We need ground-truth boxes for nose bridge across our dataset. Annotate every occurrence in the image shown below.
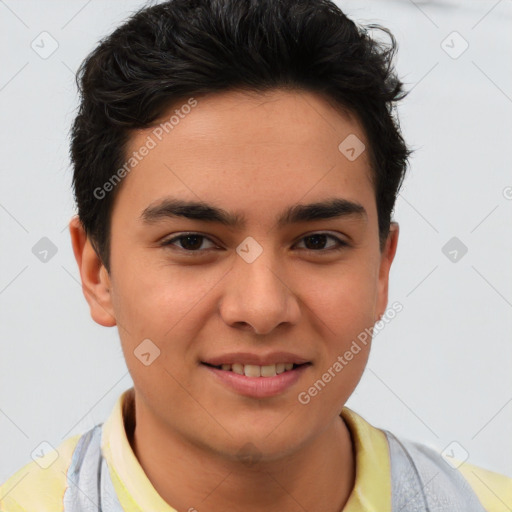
[220,239,299,334]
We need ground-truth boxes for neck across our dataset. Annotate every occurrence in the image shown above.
[127,391,355,512]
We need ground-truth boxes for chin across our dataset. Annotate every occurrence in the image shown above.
[224,422,310,459]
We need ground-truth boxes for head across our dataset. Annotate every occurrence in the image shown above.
[70,0,410,461]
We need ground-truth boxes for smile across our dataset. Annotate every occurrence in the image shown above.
[201,361,312,398]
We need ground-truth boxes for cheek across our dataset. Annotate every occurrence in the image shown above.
[110,261,227,381]
[297,264,376,401]
[111,260,211,331]
[299,263,378,338]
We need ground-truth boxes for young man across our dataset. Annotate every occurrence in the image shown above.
[1,0,510,510]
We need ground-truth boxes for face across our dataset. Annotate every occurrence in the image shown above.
[74,89,398,461]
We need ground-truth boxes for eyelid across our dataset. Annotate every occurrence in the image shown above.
[161,231,348,254]
[292,231,348,251]
[162,231,220,250]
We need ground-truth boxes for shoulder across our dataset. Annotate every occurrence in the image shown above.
[0,432,82,512]
[385,431,512,512]
[457,460,512,512]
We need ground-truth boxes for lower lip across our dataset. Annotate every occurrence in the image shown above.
[203,364,310,398]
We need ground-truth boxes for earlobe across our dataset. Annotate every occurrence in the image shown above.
[69,215,117,327]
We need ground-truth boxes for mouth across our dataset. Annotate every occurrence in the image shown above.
[201,360,312,398]
[201,361,310,377]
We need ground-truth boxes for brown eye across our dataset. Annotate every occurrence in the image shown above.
[160,231,348,255]
[295,233,347,252]
[161,233,217,252]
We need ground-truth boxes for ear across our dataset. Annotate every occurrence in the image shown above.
[69,215,117,327]
[375,222,399,321]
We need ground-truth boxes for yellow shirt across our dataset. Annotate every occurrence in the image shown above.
[1,387,510,511]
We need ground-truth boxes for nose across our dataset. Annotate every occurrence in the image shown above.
[219,248,301,335]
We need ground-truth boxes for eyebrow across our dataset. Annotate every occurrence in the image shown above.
[140,197,367,229]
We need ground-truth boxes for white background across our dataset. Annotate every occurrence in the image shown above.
[1,0,511,485]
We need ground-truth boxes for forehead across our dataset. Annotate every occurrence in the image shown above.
[116,89,375,225]
[141,88,368,156]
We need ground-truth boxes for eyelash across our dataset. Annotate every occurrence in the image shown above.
[160,232,348,255]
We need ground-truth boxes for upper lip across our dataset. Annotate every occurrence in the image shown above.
[202,351,311,366]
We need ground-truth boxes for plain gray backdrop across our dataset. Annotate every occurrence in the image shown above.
[1,0,511,483]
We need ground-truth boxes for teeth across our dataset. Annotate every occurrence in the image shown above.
[261,365,277,377]
[232,363,244,375]
[214,362,301,377]
[244,364,261,377]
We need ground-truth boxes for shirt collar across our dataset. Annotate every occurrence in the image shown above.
[102,387,391,512]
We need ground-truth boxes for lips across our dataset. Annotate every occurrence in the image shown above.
[203,362,310,398]
[200,351,312,398]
